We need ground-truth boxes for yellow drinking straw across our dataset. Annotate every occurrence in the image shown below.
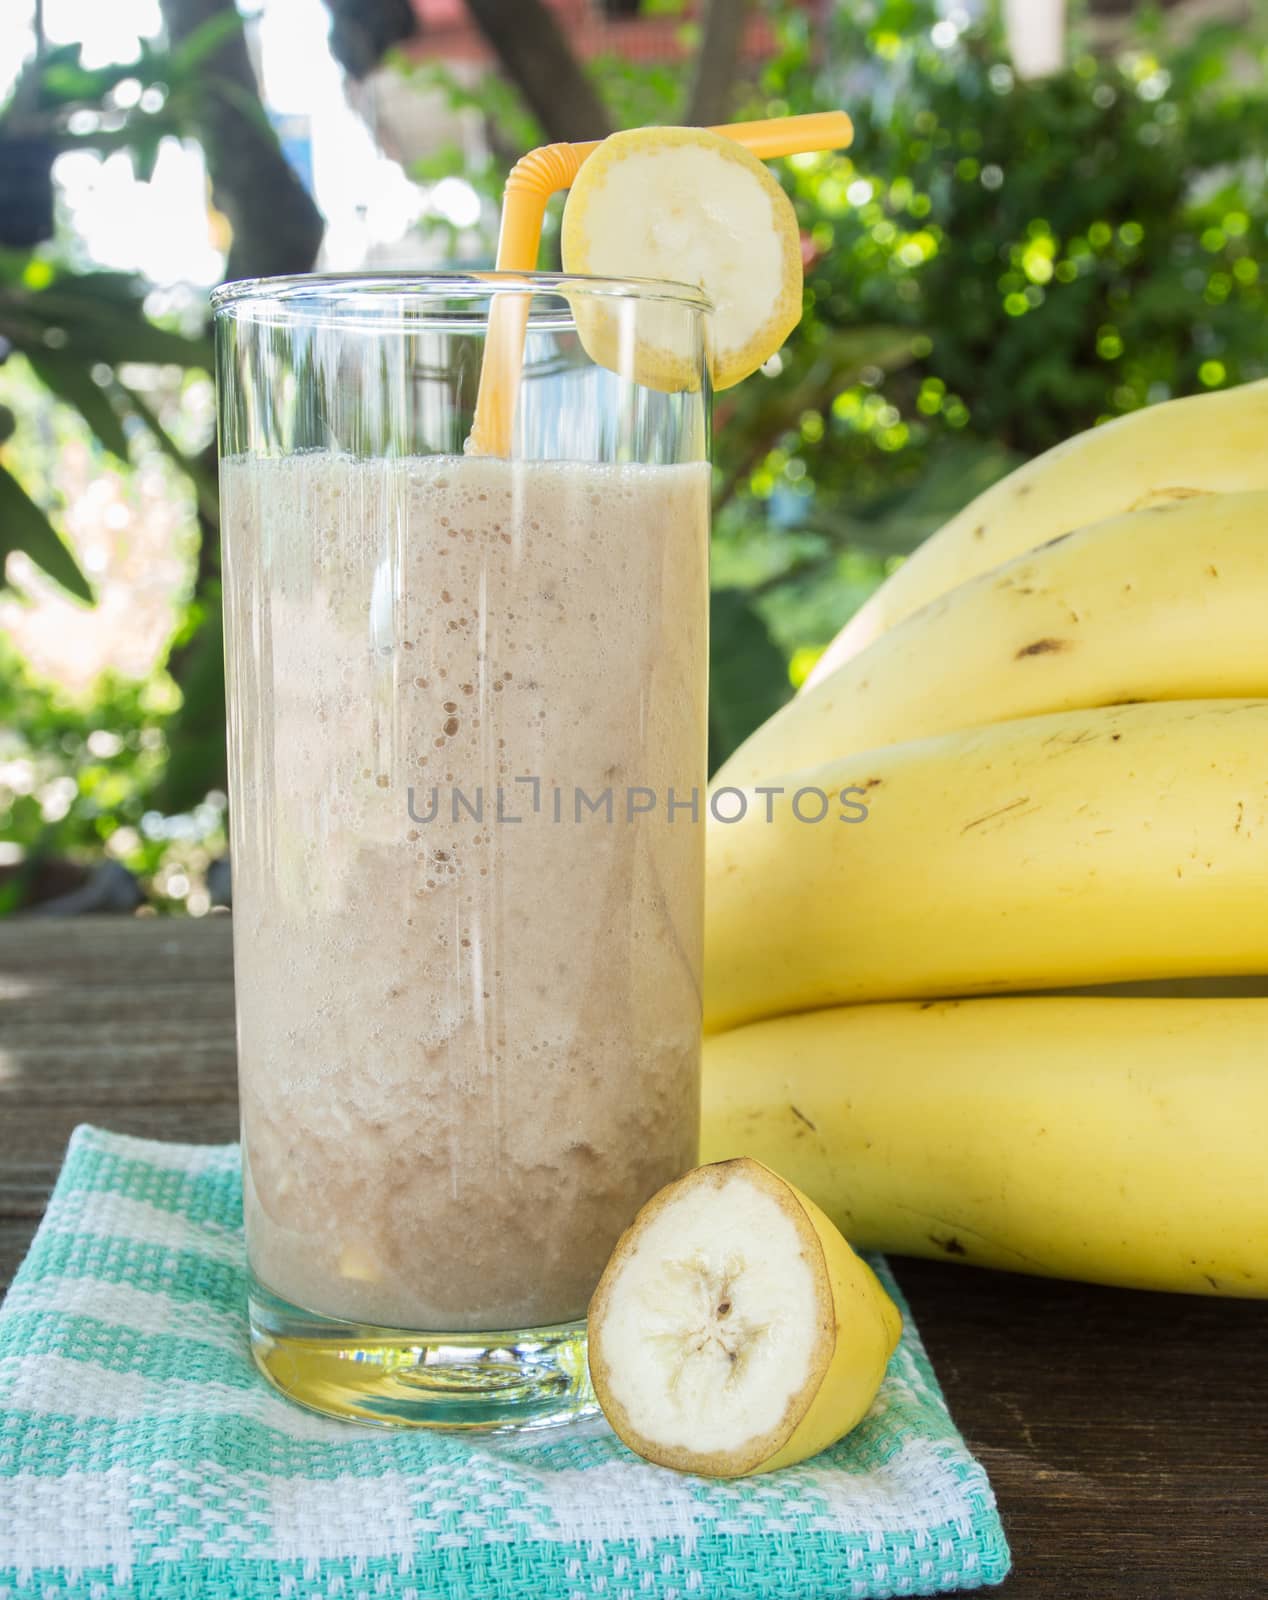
[468,111,854,458]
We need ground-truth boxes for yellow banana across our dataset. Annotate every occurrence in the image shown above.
[1050,976,1268,997]
[585,1157,901,1477]
[700,996,1268,1296]
[717,490,1268,790]
[704,699,1268,1031]
[803,378,1268,691]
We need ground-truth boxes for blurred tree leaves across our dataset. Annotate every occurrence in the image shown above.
[0,460,92,602]
[26,11,275,184]
[152,592,225,814]
[763,0,1268,463]
[0,261,211,597]
[25,351,131,460]
[1,266,212,368]
[708,0,1268,696]
[708,590,790,778]
[712,324,920,514]
[0,630,226,915]
[401,0,1267,762]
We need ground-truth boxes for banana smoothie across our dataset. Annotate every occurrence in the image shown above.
[222,451,709,1332]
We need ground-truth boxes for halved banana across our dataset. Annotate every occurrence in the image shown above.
[561,126,804,392]
[587,1157,901,1477]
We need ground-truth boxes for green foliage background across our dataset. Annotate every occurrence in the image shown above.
[414,0,1268,755]
[2,0,1267,908]
[715,0,1268,717]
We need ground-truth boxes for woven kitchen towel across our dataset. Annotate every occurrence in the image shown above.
[0,1128,1009,1600]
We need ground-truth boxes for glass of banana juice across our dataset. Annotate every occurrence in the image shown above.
[213,273,711,1429]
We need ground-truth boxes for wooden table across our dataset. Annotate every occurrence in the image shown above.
[1,918,1264,1597]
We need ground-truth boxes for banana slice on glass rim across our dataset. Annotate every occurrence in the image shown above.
[560,126,804,393]
[587,1157,902,1478]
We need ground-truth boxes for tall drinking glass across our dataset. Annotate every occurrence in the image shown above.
[213,273,710,1429]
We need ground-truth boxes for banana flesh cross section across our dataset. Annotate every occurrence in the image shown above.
[561,127,803,392]
[597,1172,820,1457]
[588,1158,902,1477]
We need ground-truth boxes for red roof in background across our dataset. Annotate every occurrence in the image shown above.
[404,0,821,65]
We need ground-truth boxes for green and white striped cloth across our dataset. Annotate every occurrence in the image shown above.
[0,1127,1010,1598]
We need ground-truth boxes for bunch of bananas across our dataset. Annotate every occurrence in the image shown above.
[700,379,1268,1297]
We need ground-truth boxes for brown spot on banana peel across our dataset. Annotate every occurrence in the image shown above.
[961,796,1032,833]
[1126,485,1210,511]
[789,1105,818,1134]
[1016,637,1070,659]
[933,1236,968,1257]
[890,1204,1049,1270]
[1039,727,1100,756]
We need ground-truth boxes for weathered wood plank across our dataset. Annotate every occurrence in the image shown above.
[0,914,234,981]
[900,1256,1268,1594]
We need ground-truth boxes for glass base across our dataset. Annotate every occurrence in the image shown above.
[249,1276,597,1431]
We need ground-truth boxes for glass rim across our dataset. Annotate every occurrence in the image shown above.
[210,269,713,317]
